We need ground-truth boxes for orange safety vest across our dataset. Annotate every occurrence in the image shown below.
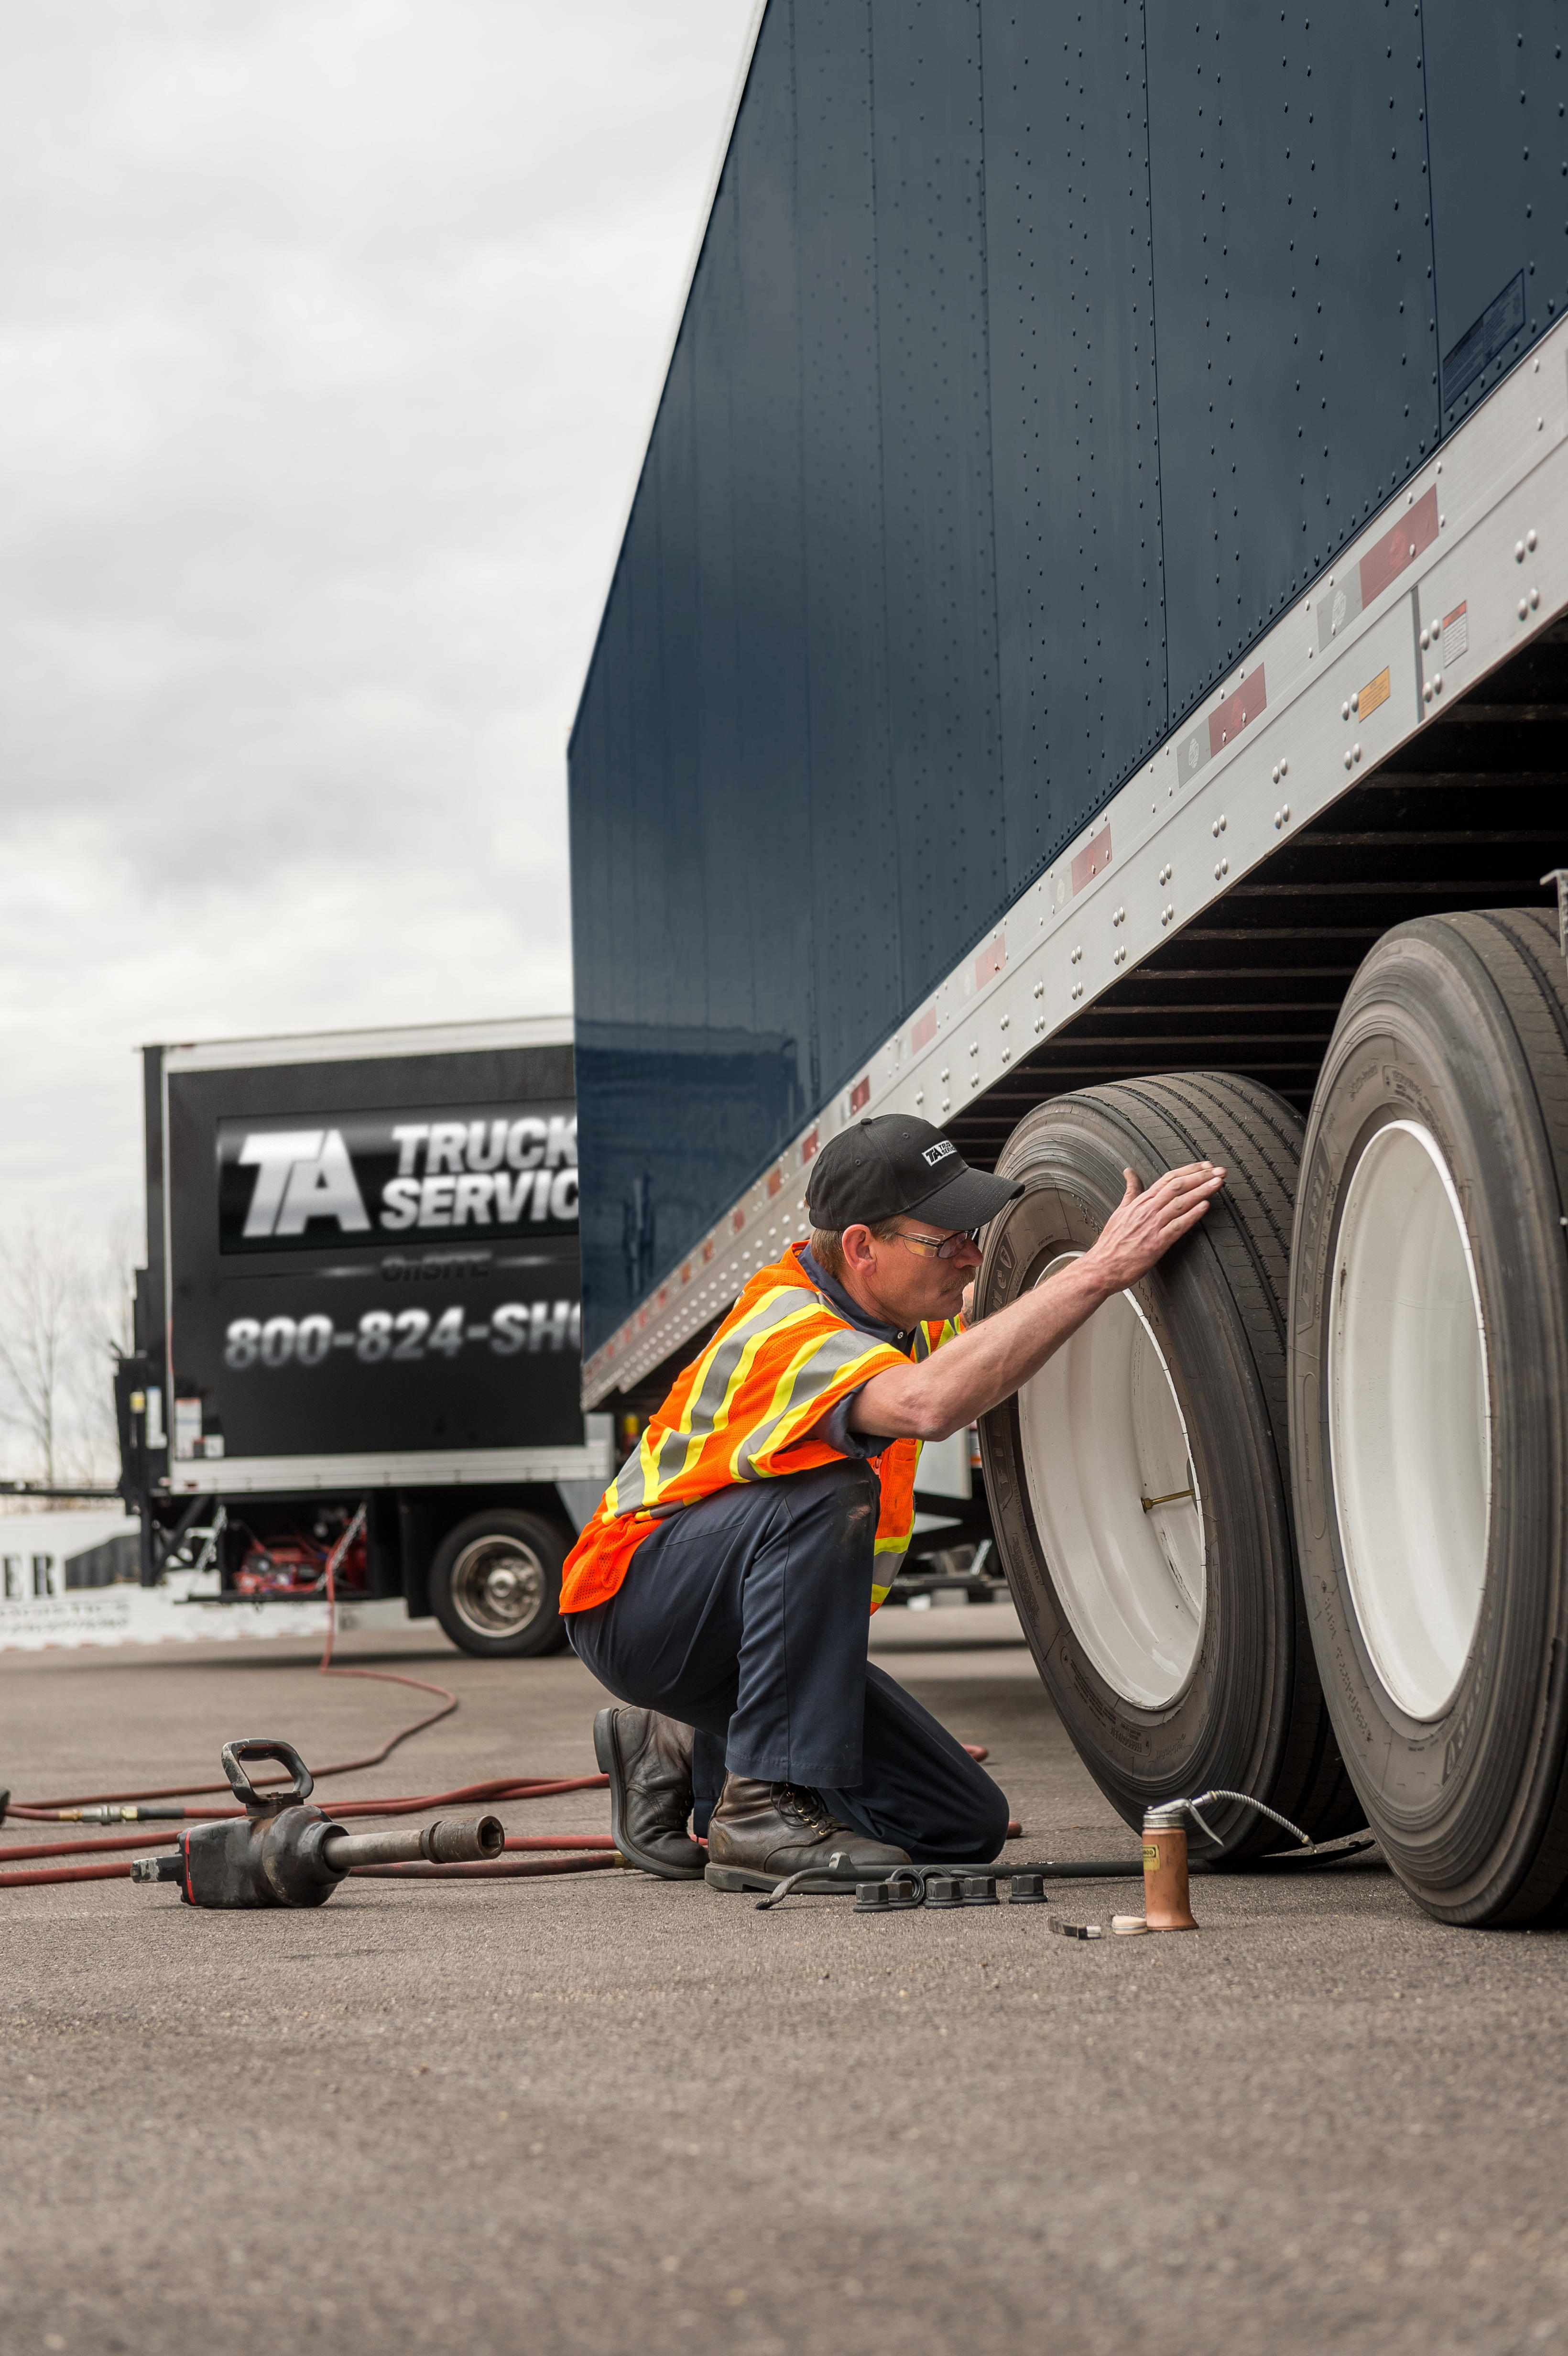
[560,1243,962,1615]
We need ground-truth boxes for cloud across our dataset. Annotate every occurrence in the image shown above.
[0,0,754,1242]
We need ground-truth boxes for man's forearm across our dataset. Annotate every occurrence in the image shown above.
[848,1256,1114,1442]
[843,1159,1222,1443]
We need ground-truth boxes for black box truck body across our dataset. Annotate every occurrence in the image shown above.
[117,1018,610,1656]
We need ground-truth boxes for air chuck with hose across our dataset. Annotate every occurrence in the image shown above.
[753,1790,1376,1915]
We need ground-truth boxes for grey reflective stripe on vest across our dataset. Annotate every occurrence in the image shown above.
[607,1279,844,1514]
[730,1320,874,1480]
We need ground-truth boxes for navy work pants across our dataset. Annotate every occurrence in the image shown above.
[566,1458,1010,1863]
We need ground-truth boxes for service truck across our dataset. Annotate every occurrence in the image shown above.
[116,1018,610,1656]
[565,0,1568,1925]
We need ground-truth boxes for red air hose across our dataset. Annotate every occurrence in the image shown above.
[0,1860,139,1890]
[0,1521,1005,1887]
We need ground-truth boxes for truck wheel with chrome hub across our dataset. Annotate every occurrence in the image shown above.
[1291,907,1568,1925]
[975,1071,1361,1859]
[429,1508,569,1658]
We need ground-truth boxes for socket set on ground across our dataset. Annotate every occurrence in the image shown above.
[852,1870,1049,1912]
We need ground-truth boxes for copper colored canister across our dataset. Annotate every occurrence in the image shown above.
[1141,1803,1198,1931]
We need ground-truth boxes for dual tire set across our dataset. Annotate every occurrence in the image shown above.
[975,907,1568,1927]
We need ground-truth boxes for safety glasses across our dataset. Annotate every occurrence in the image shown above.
[890,1225,981,1262]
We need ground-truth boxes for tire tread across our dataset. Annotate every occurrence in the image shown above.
[1294,905,1568,1922]
[988,1070,1362,1850]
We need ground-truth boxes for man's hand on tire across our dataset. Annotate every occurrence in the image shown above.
[1081,1162,1225,1293]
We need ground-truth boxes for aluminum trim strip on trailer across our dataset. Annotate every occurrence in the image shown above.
[580,325,1568,1409]
[162,1016,574,1074]
[163,1440,612,1497]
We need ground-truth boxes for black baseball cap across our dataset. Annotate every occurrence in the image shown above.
[805,1114,1023,1234]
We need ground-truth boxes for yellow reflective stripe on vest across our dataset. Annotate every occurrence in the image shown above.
[566,1248,964,1619]
[604,1263,901,1523]
[614,1281,822,1512]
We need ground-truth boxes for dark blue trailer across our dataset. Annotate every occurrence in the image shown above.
[568,1,1568,1924]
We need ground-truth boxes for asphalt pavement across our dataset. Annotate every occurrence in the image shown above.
[2,1603,1565,2356]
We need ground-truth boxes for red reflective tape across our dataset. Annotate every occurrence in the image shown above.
[974,934,1005,987]
[849,1075,871,1114]
[702,1239,715,1262]
[766,1167,783,1198]
[1208,665,1267,758]
[911,1009,937,1053]
[800,1127,819,1163]
[731,1209,745,1233]
[1071,826,1112,894]
[1360,484,1439,606]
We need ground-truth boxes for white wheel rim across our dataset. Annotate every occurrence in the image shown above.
[1328,1118,1491,1721]
[1018,1253,1206,1708]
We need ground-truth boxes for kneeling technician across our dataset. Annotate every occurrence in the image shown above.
[562,1115,1223,1891]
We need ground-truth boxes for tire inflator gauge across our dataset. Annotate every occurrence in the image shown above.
[131,1737,502,1908]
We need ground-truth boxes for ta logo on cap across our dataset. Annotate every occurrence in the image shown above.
[921,1139,957,1168]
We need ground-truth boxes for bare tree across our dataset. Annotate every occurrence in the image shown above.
[0,1212,137,1493]
[61,1211,140,1487]
[0,1219,85,1489]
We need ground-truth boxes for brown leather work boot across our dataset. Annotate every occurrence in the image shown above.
[703,1774,909,1891]
[593,1708,706,1880]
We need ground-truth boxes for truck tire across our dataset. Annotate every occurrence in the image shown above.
[1290,907,1568,1926]
[429,1508,569,1659]
[975,1073,1361,1858]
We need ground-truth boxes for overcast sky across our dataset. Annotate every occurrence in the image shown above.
[0,1,756,1256]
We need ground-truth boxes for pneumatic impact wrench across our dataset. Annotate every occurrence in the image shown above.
[131,1737,503,1908]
